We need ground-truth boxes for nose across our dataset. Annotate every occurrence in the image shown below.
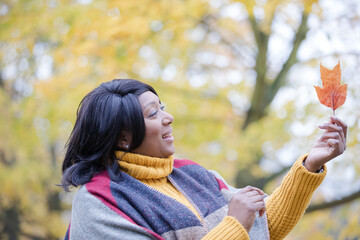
[162,111,174,125]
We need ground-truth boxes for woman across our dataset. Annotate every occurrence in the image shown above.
[62,79,347,240]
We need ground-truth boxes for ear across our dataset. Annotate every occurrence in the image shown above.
[117,131,132,150]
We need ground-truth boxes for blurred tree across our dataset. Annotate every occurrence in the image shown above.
[0,0,359,239]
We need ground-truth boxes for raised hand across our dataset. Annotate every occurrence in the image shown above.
[305,116,347,172]
[227,186,266,232]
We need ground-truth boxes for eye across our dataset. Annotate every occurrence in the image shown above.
[149,110,158,118]
[148,104,165,118]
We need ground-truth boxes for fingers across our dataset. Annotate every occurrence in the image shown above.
[318,135,345,156]
[249,194,267,205]
[317,121,347,155]
[326,139,344,155]
[330,116,348,138]
[252,200,266,212]
[318,122,343,134]
[307,117,347,169]
[229,186,267,229]
[319,131,342,142]
[319,116,347,141]
[239,185,264,195]
[259,208,265,217]
[318,119,346,146]
[236,186,266,210]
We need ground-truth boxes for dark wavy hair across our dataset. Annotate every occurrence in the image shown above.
[61,79,157,191]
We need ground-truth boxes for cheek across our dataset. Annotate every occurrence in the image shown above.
[144,121,161,140]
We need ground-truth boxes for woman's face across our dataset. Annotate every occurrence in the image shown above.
[132,91,175,158]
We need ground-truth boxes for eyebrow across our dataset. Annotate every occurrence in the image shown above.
[143,101,160,110]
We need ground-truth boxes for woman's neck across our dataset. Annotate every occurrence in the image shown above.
[116,151,173,180]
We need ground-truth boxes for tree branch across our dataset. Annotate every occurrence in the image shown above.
[19,231,43,240]
[49,142,57,169]
[0,149,16,166]
[199,14,253,64]
[268,12,309,103]
[248,16,262,48]
[236,163,291,189]
[243,11,309,129]
[242,29,270,129]
[306,189,360,214]
[257,165,291,187]
[0,72,4,89]
[241,8,273,130]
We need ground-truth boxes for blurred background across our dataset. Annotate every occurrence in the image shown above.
[0,0,360,239]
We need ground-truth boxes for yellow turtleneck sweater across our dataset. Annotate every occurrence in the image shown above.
[116,151,326,240]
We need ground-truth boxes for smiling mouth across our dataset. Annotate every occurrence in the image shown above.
[162,132,172,139]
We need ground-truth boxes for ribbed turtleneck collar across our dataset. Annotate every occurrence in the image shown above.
[116,151,174,180]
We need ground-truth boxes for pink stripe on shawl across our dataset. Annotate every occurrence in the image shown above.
[173,159,199,168]
[215,177,229,190]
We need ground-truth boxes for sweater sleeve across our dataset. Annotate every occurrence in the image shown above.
[68,186,158,240]
[201,216,249,240]
[266,154,327,240]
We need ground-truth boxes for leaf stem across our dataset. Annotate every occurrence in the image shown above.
[331,92,335,116]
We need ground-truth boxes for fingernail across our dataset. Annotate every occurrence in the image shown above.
[317,124,325,128]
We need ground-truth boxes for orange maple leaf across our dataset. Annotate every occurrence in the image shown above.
[314,61,347,115]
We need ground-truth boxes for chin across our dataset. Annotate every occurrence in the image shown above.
[163,147,175,157]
